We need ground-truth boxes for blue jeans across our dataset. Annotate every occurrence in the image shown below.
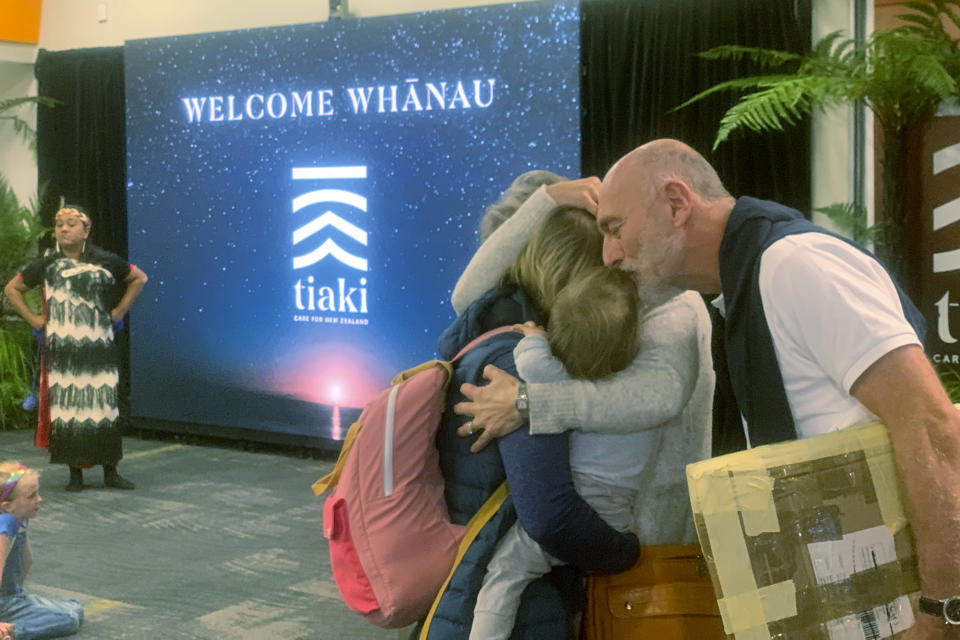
[0,593,83,640]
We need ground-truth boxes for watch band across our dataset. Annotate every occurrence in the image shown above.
[919,595,960,624]
[515,382,529,419]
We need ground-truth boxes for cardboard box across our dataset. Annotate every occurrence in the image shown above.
[687,422,919,639]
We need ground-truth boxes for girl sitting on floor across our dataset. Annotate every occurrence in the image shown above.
[0,461,83,640]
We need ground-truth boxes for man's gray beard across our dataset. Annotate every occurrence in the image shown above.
[637,282,683,310]
[619,264,681,309]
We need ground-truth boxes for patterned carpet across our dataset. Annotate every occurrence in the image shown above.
[0,428,398,640]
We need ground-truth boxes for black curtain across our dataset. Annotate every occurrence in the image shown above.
[35,46,132,425]
[581,0,812,213]
[35,47,127,256]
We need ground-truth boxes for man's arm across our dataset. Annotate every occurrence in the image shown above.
[456,291,706,450]
[851,345,960,637]
[526,292,703,434]
[110,264,148,324]
[3,276,43,330]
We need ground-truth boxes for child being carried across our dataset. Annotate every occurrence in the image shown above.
[470,266,644,640]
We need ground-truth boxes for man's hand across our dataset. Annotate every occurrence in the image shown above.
[453,365,523,452]
[0,621,13,640]
[545,177,601,217]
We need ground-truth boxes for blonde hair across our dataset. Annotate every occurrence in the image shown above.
[503,206,603,318]
[0,461,37,503]
[548,268,640,380]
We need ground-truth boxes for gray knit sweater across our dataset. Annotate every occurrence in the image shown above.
[452,186,715,544]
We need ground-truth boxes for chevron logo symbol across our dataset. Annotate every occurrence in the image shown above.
[291,167,368,271]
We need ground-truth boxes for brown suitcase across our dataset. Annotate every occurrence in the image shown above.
[582,544,725,639]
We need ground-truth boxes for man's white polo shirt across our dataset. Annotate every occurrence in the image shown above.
[755,232,921,439]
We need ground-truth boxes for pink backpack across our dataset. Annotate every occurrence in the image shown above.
[312,327,512,628]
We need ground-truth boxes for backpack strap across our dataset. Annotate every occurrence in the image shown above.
[418,481,511,639]
[312,326,518,497]
[451,325,517,361]
[312,417,365,496]
[390,359,453,386]
[313,358,453,496]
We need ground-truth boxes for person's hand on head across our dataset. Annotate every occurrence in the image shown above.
[511,321,547,339]
[545,177,601,217]
[454,365,524,452]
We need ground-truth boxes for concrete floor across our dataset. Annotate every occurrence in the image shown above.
[0,428,401,640]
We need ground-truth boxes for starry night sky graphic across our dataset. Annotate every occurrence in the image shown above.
[125,0,581,438]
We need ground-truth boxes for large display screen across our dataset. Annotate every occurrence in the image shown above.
[124,1,581,443]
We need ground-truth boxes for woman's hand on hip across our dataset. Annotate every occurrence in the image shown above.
[27,313,45,332]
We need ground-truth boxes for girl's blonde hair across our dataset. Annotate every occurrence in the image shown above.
[503,206,603,319]
[548,267,640,380]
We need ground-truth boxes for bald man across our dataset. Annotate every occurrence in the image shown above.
[597,139,959,638]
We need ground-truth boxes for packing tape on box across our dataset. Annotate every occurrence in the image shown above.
[689,423,905,534]
[716,580,796,636]
[687,421,918,636]
[695,467,791,634]
[855,428,909,533]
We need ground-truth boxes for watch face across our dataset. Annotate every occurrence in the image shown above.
[944,596,960,624]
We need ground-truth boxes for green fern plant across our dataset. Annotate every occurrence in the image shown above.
[937,362,960,403]
[0,176,47,431]
[813,201,885,247]
[0,177,50,310]
[0,321,35,431]
[0,95,55,430]
[675,0,960,291]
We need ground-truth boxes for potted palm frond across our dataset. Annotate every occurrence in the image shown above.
[675,0,960,294]
[0,96,58,152]
[0,177,48,430]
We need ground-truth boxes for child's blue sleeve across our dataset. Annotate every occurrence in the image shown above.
[0,513,19,539]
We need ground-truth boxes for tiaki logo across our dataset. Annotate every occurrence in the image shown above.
[932,142,960,346]
[291,166,369,325]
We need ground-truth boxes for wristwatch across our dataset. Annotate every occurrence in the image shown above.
[919,595,960,624]
[515,382,529,420]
